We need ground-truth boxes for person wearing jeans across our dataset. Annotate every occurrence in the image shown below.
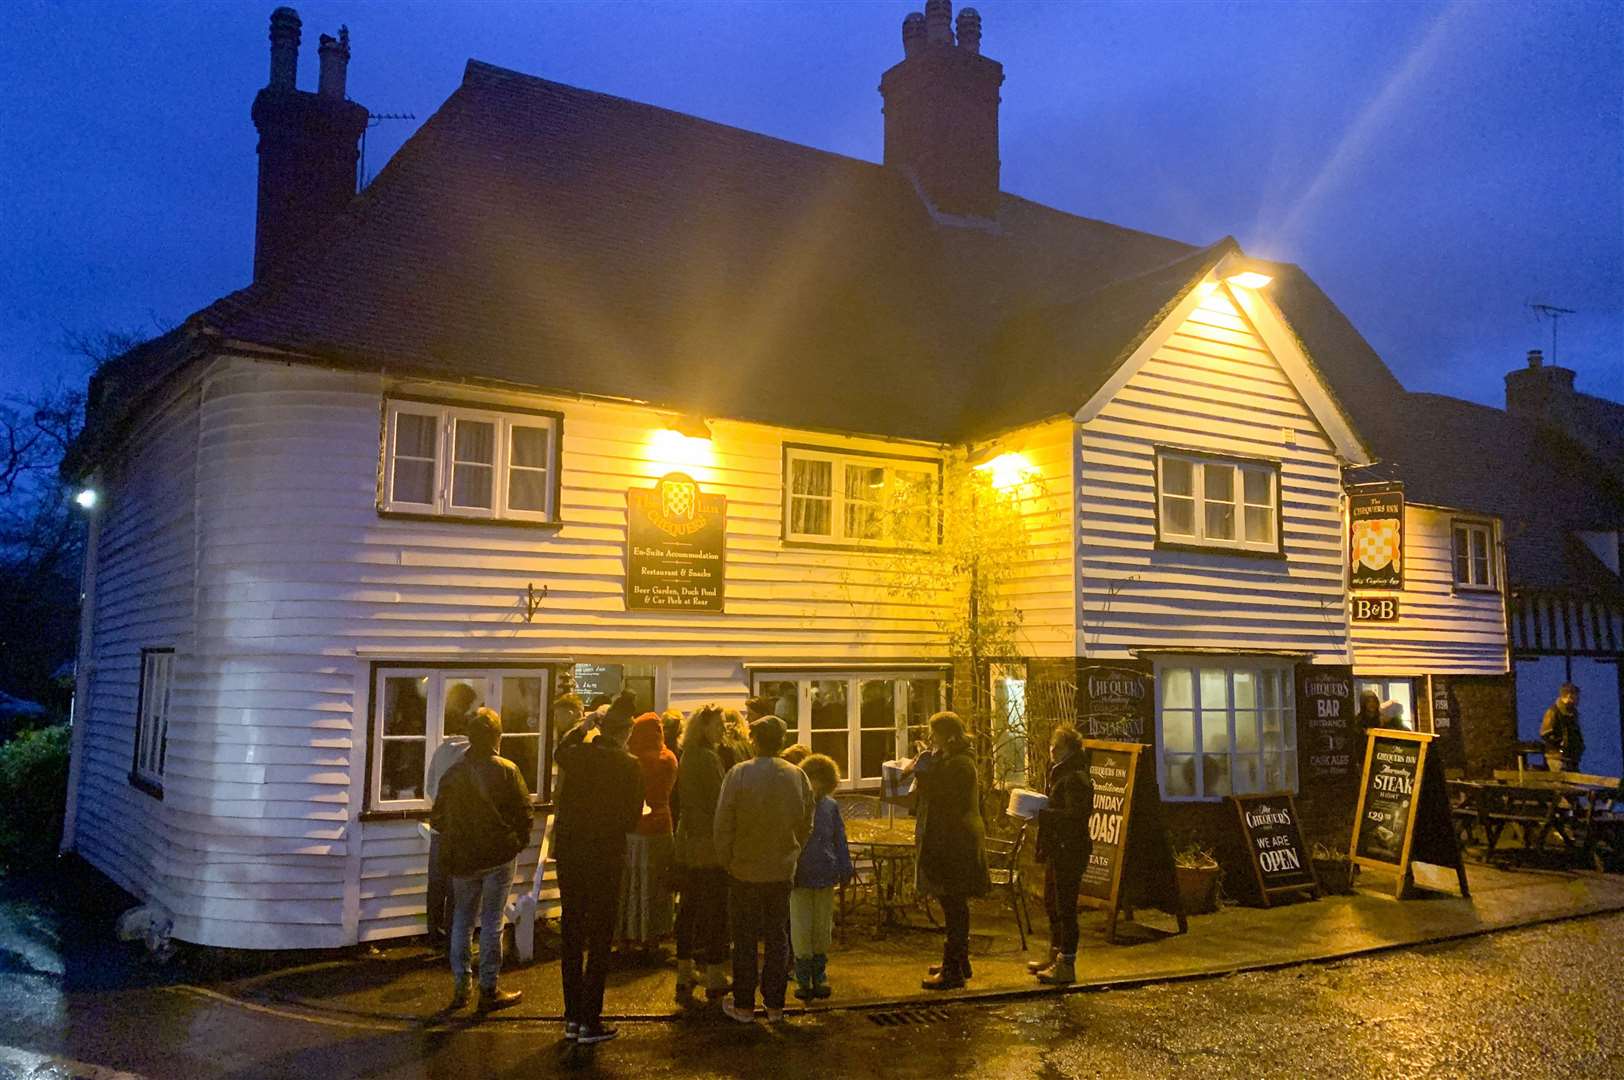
[554,693,644,1044]
[430,708,534,1014]
[713,715,814,1024]
[1032,723,1093,986]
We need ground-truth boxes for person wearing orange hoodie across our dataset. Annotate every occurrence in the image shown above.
[615,712,678,963]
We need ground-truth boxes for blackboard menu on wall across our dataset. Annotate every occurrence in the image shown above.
[1078,744,1134,902]
[1078,661,1154,744]
[1430,677,1467,771]
[1296,664,1355,782]
[626,472,726,612]
[1354,734,1422,865]
[1230,793,1317,903]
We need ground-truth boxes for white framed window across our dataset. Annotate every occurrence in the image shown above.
[1156,450,1279,553]
[1155,657,1296,801]
[783,446,939,547]
[371,665,553,812]
[1356,677,1415,731]
[382,398,560,522]
[131,648,174,793]
[1451,520,1496,590]
[754,672,945,786]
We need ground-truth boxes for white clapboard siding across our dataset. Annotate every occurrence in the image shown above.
[74,379,199,931]
[1351,506,1507,675]
[1077,288,1352,663]
[994,419,1078,659]
[188,357,954,944]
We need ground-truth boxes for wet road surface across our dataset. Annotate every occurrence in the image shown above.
[3,899,1620,1079]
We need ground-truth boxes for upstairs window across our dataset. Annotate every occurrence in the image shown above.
[783,446,939,547]
[1451,521,1496,590]
[382,398,561,523]
[131,648,174,796]
[1157,450,1280,553]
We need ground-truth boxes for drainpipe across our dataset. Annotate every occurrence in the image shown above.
[60,478,102,854]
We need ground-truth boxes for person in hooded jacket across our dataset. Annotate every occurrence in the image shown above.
[1031,723,1093,986]
[615,711,678,961]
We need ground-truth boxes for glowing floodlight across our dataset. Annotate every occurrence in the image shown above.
[1225,269,1274,289]
[977,452,1036,491]
[73,488,100,510]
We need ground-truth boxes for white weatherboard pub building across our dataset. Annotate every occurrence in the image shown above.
[62,3,1510,950]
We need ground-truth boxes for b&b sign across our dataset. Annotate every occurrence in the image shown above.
[1352,597,1399,622]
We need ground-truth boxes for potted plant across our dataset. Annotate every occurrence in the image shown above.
[1311,842,1358,895]
[1172,844,1223,915]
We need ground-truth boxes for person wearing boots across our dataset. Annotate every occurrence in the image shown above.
[673,705,733,1003]
[429,708,533,1015]
[1032,723,1093,985]
[554,692,644,1045]
[916,711,990,991]
[790,753,852,1002]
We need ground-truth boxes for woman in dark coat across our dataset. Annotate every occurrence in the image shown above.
[914,711,989,990]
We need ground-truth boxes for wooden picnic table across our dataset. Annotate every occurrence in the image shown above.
[1447,778,1616,868]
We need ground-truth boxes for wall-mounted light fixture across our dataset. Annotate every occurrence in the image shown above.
[666,414,712,440]
[975,451,1037,491]
[73,487,100,511]
[1221,256,1275,290]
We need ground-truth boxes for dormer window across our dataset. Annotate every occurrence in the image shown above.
[381,397,561,523]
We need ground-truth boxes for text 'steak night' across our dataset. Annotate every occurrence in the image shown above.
[1076,740,1187,942]
[1349,729,1469,898]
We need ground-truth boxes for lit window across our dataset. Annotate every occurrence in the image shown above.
[754,673,945,786]
[382,398,560,522]
[1156,658,1296,801]
[1157,451,1278,552]
[783,447,939,547]
[1451,521,1496,590]
[371,666,553,811]
[131,648,174,795]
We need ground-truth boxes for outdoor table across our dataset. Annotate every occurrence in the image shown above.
[843,817,934,928]
[1448,779,1602,865]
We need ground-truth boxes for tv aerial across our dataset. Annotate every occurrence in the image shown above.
[359,111,417,190]
[1528,302,1576,365]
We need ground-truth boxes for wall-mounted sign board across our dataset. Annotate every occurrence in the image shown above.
[1078,661,1153,744]
[1352,596,1400,622]
[626,472,725,612]
[1349,729,1468,898]
[1349,483,1404,591]
[1228,792,1318,906]
[1076,739,1187,942]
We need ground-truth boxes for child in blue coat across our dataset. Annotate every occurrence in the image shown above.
[791,754,853,1000]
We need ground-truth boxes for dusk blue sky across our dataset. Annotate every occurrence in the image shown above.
[2,0,1619,408]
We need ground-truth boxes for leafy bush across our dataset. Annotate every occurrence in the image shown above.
[0,724,70,871]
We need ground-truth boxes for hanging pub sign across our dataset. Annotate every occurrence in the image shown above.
[1349,729,1468,898]
[1296,663,1355,783]
[1078,660,1154,743]
[1076,739,1187,942]
[1351,596,1400,622]
[1349,482,1404,590]
[1228,792,1318,906]
[625,472,726,612]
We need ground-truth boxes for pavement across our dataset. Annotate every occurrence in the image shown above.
[213,859,1624,1025]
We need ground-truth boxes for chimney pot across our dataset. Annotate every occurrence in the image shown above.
[1527,348,1544,369]
[956,8,982,54]
[268,6,302,90]
[925,0,954,47]
[317,26,351,99]
[902,12,926,58]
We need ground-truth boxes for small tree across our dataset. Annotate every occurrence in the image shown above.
[869,451,1047,820]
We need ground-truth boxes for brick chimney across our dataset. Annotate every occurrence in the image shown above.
[250,8,368,282]
[879,1,1004,219]
[1505,347,1578,423]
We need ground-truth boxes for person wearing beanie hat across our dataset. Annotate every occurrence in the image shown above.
[712,713,814,1024]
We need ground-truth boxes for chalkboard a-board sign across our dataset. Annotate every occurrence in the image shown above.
[626,472,726,612]
[1077,740,1187,942]
[1228,792,1318,906]
[1349,729,1468,898]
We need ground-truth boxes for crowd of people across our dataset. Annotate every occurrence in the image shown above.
[426,690,1098,1049]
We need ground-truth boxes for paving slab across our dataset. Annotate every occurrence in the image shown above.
[215,862,1624,1024]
